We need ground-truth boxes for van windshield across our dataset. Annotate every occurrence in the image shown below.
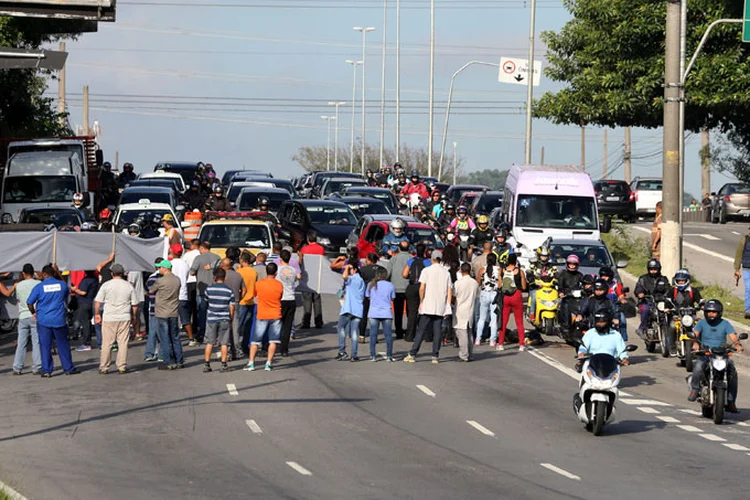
[516,195,597,230]
[3,176,76,203]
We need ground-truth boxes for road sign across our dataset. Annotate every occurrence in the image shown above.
[498,57,542,86]
[744,0,750,43]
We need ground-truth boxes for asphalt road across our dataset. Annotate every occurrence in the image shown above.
[2,294,750,500]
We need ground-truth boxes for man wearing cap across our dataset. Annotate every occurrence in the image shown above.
[168,243,193,343]
[162,213,182,248]
[150,259,184,370]
[94,263,139,374]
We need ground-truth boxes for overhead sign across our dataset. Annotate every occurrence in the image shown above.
[498,57,542,86]
[744,0,750,43]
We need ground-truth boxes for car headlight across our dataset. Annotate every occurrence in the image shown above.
[681,315,694,328]
[711,357,727,371]
[318,237,331,246]
[1,213,13,224]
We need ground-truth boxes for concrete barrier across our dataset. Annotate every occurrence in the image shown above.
[682,209,710,223]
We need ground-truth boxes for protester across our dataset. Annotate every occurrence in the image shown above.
[453,262,479,362]
[276,249,300,357]
[71,270,98,351]
[299,231,325,329]
[237,252,258,356]
[1,265,41,374]
[497,254,527,351]
[219,257,244,360]
[336,261,366,361]
[247,263,284,371]
[150,260,184,370]
[401,243,431,342]
[95,263,138,374]
[254,252,268,280]
[367,266,396,362]
[387,241,411,339]
[475,253,500,347]
[127,269,145,340]
[190,241,221,345]
[359,252,384,343]
[203,268,236,372]
[143,258,162,362]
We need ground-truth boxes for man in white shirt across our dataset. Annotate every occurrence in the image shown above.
[95,264,139,374]
[404,250,452,364]
[168,243,192,343]
[453,262,479,362]
[181,239,200,343]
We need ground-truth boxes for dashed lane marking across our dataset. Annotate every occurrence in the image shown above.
[540,463,581,481]
[723,443,750,451]
[637,406,661,414]
[677,425,703,432]
[619,399,672,406]
[416,385,436,397]
[732,231,741,236]
[226,384,239,396]
[526,347,579,380]
[700,433,727,442]
[245,419,263,434]
[286,462,312,476]
[466,420,496,437]
[679,409,702,416]
[727,420,750,427]
[656,416,681,423]
[700,234,720,241]
[632,226,733,263]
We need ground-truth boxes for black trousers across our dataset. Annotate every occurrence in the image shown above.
[280,300,296,354]
[77,302,93,346]
[359,298,371,337]
[301,292,323,328]
[393,292,406,338]
[405,284,421,342]
[409,314,443,358]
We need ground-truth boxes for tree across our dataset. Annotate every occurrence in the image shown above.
[292,143,465,181]
[0,17,84,138]
[456,168,508,190]
[535,0,750,179]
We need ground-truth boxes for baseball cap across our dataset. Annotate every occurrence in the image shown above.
[170,243,184,257]
[155,259,172,270]
[110,263,125,275]
[162,213,174,222]
[431,249,443,260]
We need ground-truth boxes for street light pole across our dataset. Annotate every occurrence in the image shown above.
[346,59,363,173]
[379,0,388,170]
[427,0,435,177]
[524,0,537,164]
[354,26,376,176]
[452,141,457,186]
[329,101,346,171]
[395,0,401,161]
[321,116,335,171]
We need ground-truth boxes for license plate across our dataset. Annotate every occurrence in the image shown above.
[606,196,619,202]
[339,246,348,254]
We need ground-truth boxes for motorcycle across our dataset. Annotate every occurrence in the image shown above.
[640,295,665,353]
[687,332,747,424]
[529,276,559,337]
[661,299,699,370]
[399,192,422,216]
[558,288,583,346]
[574,345,638,436]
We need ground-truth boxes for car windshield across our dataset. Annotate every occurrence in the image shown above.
[21,210,81,227]
[346,189,395,208]
[404,228,445,249]
[200,224,271,248]
[596,182,629,194]
[3,176,76,203]
[307,205,357,225]
[117,209,170,228]
[451,187,484,202]
[637,180,662,191]
[237,191,290,211]
[155,165,196,185]
[120,190,172,206]
[345,201,389,217]
[324,179,366,195]
[475,194,503,214]
[516,195,597,230]
[549,243,613,267]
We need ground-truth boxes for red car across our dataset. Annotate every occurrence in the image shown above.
[347,214,444,259]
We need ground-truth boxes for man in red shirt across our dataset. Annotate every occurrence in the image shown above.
[299,230,324,329]
[399,170,430,200]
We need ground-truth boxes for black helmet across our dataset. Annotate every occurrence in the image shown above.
[410,169,420,179]
[582,274,596,286]
[445,202,456,211]
[102,161,112,172]
[593,309,614,333]
[123,162,134,172]
[258,196,270,208]
[366,169,374,175]
[704,299,723,319]
[593,278,608,293]
[394,162,402,169]
[647,258,661,272]
[599,266,614,279]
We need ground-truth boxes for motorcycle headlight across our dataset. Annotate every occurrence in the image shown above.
[711,357,727,371]
[540,299,558,308]
[657,302,665,312]
[681,315,694,328]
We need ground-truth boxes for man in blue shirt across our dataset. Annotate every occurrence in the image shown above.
[577,309,629,365]
[688,299,743,412]
[382,218,410,257]
[336,261,366,361]
[27,265,80,377]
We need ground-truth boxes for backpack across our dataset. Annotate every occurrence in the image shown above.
[408,258,426,285]
[501,268,518,295]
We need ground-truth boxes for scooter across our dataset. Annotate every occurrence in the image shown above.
[529,276,559,337]
[687,332,747,424]
[573,345,638,436]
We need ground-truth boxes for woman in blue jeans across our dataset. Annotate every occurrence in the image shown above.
[475,253,500,347]
[366,267,396,362]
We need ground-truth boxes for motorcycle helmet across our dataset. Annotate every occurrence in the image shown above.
[258,196,270,210]
[102,161,112,172]
[476,214,489,227]
[457,205,468,216]
[566,254,579,269]
[207,171,216,180]
[495,229,508,243]
[593,309,614,334]
[99,208,112,220]
[390,217,406,237]
[582,274,596,287]
[214,186,224,196]
[127,223,141,236]
[704,299,723,320]
[445,202,456,213]
[599,266,614,281]
[366,169,374,176]
[393,162,402,170]
[647,258,661,274]
[73,192,84,206]
[431,189,441,199]
[535,246,550,263]
[593,278,608,295]
[123,162,134,172]
[410,170,420,182]
[673,268,691,291]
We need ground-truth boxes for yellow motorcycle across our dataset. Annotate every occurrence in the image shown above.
[528,276,560,338]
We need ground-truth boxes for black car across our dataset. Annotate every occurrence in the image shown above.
[337,196,391,218]
[470,191,504,216]
[119,186,178,209]
[124,179,183,201]
[18,207,83,230]
[307,172,362,198]
[236,187,291,214]
[154,162,200,186]
[593,180,636,223]
[339,186,399,213]
[445,184,489,203]
[277,199,358,255]
[320,177,368,198]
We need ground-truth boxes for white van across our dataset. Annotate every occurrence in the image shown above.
[502,164,601,265]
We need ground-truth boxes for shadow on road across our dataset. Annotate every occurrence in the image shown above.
[619,375,658,388]
[606,419,667,436]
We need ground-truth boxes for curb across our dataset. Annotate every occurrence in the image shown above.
[0,479,28,500]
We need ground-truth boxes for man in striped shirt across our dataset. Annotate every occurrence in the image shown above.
[203,268,236,373]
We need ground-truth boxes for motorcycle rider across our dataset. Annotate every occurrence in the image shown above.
[577,279,618,328]
[98,208,113,232]
[687,299,742,413]
[581,274,596,298]
[469,214,494,255]
[184,181,204,211]
[72,192,94,221]
[449,205,476,233]
[492,229,514,265]
[666,268,703,355]
[382,218,410,257]
[634,258,670,337]
[438,203,456,231]
[599,266,628,341]
[423,189,442,215]
[366,169,378,187]
[99,161,118,209]
[527,246,559,322]
[117,162,137,189]
[400,170,430,200]
[558,255,584,329]
[205,186,230,212]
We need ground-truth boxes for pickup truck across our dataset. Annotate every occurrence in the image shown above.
[629,177,662,218]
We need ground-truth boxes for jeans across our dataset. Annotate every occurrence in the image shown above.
[476,290,498,343]
[238,304,256,352]
[301,292,323,327]
[253,319,281,345]
[409,314,443,358]
[691,355,738,403]
[616,311,628,341]
[37,324,76,375]
[369,318,393,358]
[158,317,184,366]
[529,289,538,316]
[359,298,371,338]
[196,293,208,341]
[338,313,361,357]
[76,302,93,346]
[280,300,296,354]
[13,317,41,373]
[145,315,160,359]
[743,269,750,313]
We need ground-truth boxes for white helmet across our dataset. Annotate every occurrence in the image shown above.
[73,192,84,206]
[390,217,406,237]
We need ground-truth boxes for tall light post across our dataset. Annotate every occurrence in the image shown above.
[346,59,363,173]
[395,0,401,161]
[524,0,537,164]
[354,26,376,176]
[427,0,435,177]
[452,141,457,186]
[328,101,346,171]
[321,115,336,171]
[379,0,388,171]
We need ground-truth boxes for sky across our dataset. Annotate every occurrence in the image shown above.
[47,0,734,198]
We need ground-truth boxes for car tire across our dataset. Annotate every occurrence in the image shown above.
[719,209,727,224]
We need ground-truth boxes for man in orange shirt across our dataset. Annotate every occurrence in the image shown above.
[236,251,258,357]
[247,262,283,372]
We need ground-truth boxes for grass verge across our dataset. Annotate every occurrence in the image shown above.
[0,490,12,500]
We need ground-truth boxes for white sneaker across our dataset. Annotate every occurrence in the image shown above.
[518,345,526,352]
[474,338,481,346]
[489,341,497,347]
[496,344,505,351]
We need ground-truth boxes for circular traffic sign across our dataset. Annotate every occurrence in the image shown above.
[503,61,516,74]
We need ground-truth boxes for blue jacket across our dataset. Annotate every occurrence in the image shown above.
[578,328,628,359]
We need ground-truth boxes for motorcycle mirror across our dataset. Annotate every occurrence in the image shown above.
[625,344,638,352]
[686,331,697,339]
[616,260,629,269]
[739,333,749,341]
[622,286,630,294]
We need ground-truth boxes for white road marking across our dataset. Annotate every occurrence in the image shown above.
[656,416,681,423]
[699,234,720,241]
[245,419,263,434]
[733,231,741,235]
[677,425,703,432]
[226,384,239,396]
[286,461,312,476]
[540,463,581,481]
[699,433,727,442]
[619,398,672,406]
[466,420,496,437]
[637,406,661,414]
[416,385,436,397]
[723,443,750,451]
[680,409,702,416]
[526,347,580,380]
[619,391,633,397]
[632,226,733,263]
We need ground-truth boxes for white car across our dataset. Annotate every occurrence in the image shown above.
[139,171,187,193]
[113,200,182,238]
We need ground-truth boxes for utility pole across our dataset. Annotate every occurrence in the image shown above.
[346,60,362,173]
[427,0,435,177]
[540,146,545,165]
[580,125,586,170]
[661,0,682,280]
[452,141,457,186]
[523,0,537,164]
[395,0,401,161]
[329,101,346,171]
[82,85,90,135]
[379,0,388,170]
[701,128,711,197]
[321,116,334,171]
[624,127,632,183]
[602,128,608,179]
[354,27,376,176]
[57,41,66,127]
[115,150,119,172]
